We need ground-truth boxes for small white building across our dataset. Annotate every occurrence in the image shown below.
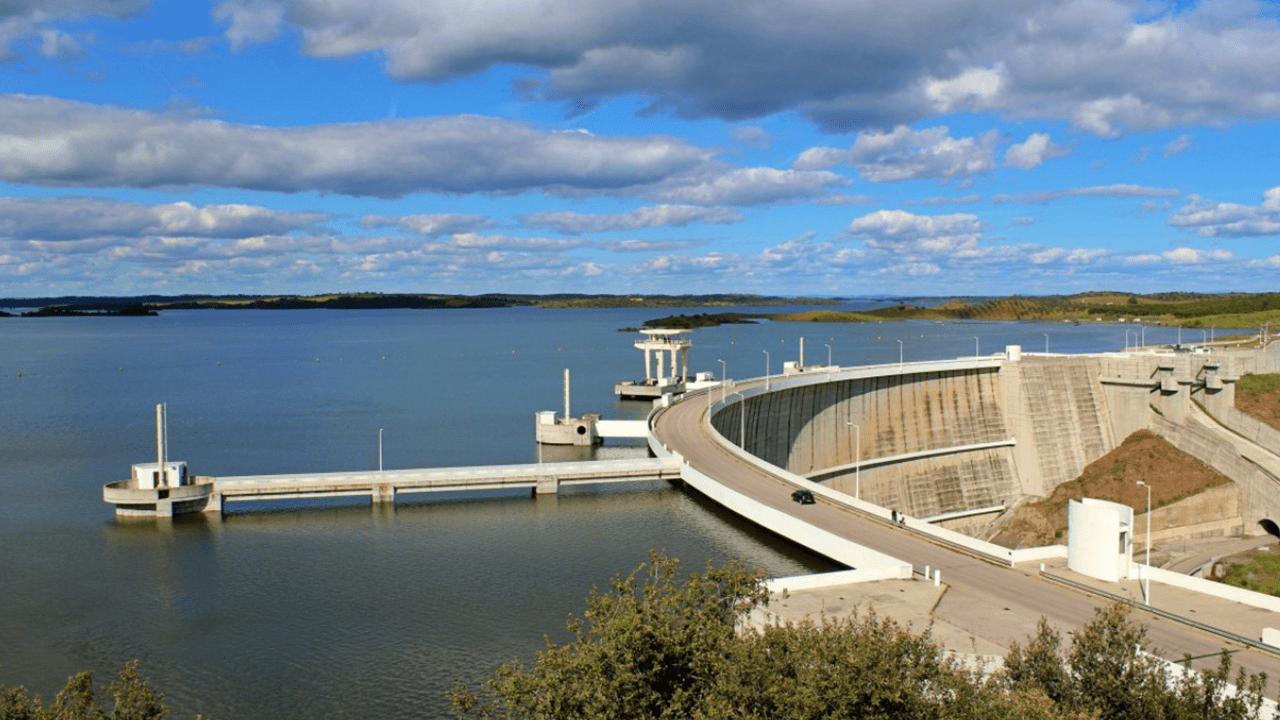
[131,460,188,489]
[1067,498,1135,582]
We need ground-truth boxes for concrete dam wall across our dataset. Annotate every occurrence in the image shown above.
[712,363,1034,518]
[708,347,1280,527]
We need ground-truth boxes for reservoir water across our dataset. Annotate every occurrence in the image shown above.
[0,306,1201,719]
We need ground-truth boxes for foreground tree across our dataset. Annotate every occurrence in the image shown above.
[1002,605,1268,720]
[1,661,167,720]
[453,552,1271,720]
[450,550,767,719]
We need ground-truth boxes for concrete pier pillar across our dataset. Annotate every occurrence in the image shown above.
[536,475,559,495]
[371,483,395,504]
[203,489,223,515]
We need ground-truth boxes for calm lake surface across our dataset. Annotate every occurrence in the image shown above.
[0,306,1200,719]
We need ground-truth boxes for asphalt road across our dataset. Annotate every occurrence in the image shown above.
[653,387,1280,690]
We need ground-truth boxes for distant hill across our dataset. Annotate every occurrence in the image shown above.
[763,292,1280,330]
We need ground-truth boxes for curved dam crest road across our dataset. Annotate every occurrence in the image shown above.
[652,386,1280,686]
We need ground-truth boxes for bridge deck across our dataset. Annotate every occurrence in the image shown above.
[214,457,680,503]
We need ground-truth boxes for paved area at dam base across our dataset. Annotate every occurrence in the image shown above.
[761,546,1280,681]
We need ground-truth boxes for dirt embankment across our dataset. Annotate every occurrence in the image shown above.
[990,430,1232,549]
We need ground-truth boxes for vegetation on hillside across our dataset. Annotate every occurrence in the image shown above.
[19,303,157,317]
[631,292,1280,331]
[1236,373,1280,433]
[1,293,843,316]
[1217,547,1280,596]
[448,551,1268,720]
[990,430,1232,549]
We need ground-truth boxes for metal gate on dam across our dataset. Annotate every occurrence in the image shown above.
[707,344,1280,531]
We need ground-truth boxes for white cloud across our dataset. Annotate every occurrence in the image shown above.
[0,1,148,60]
[730,126,771,150]
[907,194,984,206]
[1003,133,1068,170]
[1126,247,1235,264]
[923,66,1004,114]
[1247,255,1280,269]
[650,167,849,206]
[214,0,284,51]
[0,95,712,198]
[1168,187,1280,237]
[794,126,999,183]
[0,197,329,241]
[38,28,84,59]
[206,0,1280,135]
[993,184,1181,204]
[520,204,741,234]
[359,214,495,237]
[844,209,986,249]
[1163,133,1192,158]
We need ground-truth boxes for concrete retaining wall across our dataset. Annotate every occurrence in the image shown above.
[1145,564,1280,614]
[1216,405,1280,451]
[1149,413,1280,529]
[765,567,914,593]
[1133,483,1241,548]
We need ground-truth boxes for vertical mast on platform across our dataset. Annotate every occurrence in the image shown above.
[156,402,167,469]
[564,368,571,421]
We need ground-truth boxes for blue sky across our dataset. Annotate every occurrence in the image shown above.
[3,0,1280,298]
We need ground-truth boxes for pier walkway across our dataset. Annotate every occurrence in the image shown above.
[210,457,680,511]
[213,457,678,509]
[107,457,681,516]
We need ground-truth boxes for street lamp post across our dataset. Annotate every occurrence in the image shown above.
[897,339,903,367]
[824,342,832,368]
[1136,480,1152,604]
[728,392,745,447]
[847,421,861,499]
[717,358,727,403]
[763,350,770,390]
[1043,333,1049,354]
[724,392,746,447]
[974,336,980,357]
[378,428,383,472]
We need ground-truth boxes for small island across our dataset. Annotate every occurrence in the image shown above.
[20,303,158,317]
